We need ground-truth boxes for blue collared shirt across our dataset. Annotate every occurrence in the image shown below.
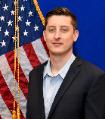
[43,54,76,119]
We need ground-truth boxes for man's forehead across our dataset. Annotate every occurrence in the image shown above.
[48,15,71,18]
[47,15,72,21]
[47,15,72,22]
[47,15,72,23]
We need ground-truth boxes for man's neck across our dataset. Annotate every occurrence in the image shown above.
[49,52,73,76]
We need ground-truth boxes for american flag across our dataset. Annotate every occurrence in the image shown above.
[0,0,48,118]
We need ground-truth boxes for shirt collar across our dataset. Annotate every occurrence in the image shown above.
[43,54,76,79]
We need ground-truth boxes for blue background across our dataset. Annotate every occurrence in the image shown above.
[37,0,105,71]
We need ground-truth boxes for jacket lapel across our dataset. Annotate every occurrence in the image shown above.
[32,62,47,119]
[48,58,82,119]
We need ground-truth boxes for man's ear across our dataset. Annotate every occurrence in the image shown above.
[43,30,46,42]
[74,30,79,42]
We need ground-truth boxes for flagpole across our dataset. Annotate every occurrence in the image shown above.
[33,0,45,26]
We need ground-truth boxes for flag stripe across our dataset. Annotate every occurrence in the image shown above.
[0,55,26,118]
[41,36,49,56]
[5,51,28,98]
[0,95,11,119]
[32,38,48,64]
[0,114,2,119]
[0,71,25,119]
[0,70,14,111]
[23,42,41,68]
[19,46,33,81]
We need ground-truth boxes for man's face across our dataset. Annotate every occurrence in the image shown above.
[44,15,79,56]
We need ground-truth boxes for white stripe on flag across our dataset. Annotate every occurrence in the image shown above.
[0,95,11,119]
[32,39,48,63]
[19,46,33,81]
[0,55,26,118]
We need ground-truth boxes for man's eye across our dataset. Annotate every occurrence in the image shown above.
[60,28,68,32]
[48,29,55,32]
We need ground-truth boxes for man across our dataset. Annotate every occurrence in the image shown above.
[26,7,105,119]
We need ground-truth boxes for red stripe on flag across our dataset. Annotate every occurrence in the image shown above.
[23,43,41,68]
[41,36,49,56]
[5,51,28,98]
[0,114,2,119]
[0,71,25,119]
[0,70,14,113]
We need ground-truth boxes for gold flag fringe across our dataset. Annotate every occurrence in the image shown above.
[12,0,20,118]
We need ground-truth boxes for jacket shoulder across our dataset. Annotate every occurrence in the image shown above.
[78,57,105,76]
[29,61,47,76]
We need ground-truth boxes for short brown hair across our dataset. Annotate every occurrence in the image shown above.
[45,7,78,29]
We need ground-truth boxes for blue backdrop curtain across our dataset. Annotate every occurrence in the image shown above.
[38,0,105,71]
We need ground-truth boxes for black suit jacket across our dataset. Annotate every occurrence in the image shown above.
[26,57,105,119]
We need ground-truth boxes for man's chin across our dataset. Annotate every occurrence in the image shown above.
[49,51,66,56]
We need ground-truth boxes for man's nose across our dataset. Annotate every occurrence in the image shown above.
[54,30,61,39]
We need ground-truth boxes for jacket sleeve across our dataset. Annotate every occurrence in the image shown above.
[85,73,105,119]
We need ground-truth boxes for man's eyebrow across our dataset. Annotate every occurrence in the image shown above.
[47,26,56,28]
[60,25,72,27]
[47,25,71,27]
